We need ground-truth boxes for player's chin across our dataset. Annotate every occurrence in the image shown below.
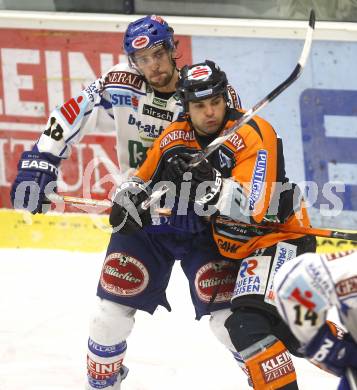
[149,74,170,88]
[205,124,220,134]
[199,125,220,136]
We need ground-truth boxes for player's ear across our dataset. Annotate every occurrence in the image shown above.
[169,43,179,66]
[170,49,177,65]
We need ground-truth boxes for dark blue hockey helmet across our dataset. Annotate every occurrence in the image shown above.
[123,15,175,57]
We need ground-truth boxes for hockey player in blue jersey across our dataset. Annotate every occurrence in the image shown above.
[273,250,357,389]
[10,15,242,390]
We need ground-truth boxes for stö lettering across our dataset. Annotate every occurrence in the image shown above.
[111,94,131,106]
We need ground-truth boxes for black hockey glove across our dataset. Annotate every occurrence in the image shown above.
[163,152,222,206]
[109,177,152,235]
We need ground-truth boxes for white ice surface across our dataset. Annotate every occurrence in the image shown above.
[0,248,339,390]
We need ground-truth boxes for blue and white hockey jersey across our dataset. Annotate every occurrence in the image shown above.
[37,63,181,173]
[36,62,241,174]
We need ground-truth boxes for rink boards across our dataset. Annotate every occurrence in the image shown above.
[1,209,356,253]
[0,13,353,390]
[0,11,356,240]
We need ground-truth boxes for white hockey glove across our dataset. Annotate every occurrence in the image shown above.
[215,178,251,224]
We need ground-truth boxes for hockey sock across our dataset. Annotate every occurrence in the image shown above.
[87,338,127,389]
[240,336,298,389]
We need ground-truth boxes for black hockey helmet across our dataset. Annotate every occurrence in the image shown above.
[176,60,229,111]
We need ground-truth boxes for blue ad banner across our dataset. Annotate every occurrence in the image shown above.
[192,36,357,229]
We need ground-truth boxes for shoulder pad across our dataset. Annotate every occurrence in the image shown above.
[104,63,145,90]
[227,84,242,109]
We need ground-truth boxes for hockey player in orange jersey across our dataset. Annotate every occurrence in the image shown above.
[110,60,317,389]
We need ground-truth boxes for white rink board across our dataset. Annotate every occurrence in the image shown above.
[0,248,339,390]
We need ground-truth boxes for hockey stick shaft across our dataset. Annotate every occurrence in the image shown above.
[48,193,172,215]
[197,9,315,162]
[346,368,357,390]
[141,10,315,209]
[214,216,357,241]
[48,194,112,208]
[50,194,357,241]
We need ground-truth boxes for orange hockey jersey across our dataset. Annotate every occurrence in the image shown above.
[135,108,311,259]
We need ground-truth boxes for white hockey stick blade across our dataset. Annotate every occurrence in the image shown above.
[140,9,315,206]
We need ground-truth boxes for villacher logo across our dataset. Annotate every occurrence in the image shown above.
[142,104,173,122]
[100,252,149,297]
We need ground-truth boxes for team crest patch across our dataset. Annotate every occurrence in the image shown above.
[187,65,212,81]
[100,252,149,297]
[194,261,237,303]
[132,35,150,49]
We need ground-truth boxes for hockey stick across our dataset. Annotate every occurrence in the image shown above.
[138,9,316,211]
[49,194,112,208]
[346,368,357,390]
[48,193,171,214]
[214,215,357,241]
[49,194,357,241]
